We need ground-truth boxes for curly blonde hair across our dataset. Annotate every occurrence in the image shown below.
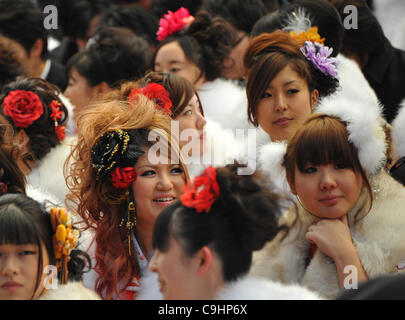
[65,93,188,299]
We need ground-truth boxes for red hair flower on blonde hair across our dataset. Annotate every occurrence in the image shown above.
[111,167,137,189]
[156,7,195,42]
[3,90,44,128]
[181,166,220,213]
[128,83,172,115]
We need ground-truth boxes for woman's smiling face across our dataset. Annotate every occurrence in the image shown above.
[132,150,186,226]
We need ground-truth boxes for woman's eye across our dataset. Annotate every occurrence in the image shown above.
[287,89,299,94]
[261,92,272,99]
[20,251,36,256]
[170,67,180,73]
[335,163,347,170]
[140,170,156,177]
[170,166,184,174]
[303,166,317,174]
[183,109,192,116]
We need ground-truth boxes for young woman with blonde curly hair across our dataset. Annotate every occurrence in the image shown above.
[66,88,189,300]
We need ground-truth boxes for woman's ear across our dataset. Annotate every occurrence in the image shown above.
[94,81,111,96]
[196,246,214,276]
[310,89,319,110]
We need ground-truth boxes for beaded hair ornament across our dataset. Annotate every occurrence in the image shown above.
[282,8,338,80]
[181,166,220,213]
[156,7,195,42]
[2,90,66,140]
[91,129,145,255]
[50,208,79,284]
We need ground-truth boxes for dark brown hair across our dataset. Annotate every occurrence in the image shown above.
[245,30,339,127]
[245,31,314,126]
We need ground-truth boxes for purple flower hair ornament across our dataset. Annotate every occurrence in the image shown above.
[300,41,339,80]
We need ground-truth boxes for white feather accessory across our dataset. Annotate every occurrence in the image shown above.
[391,98,405,158]
[315,95,386,175]
[282,7,312,33]
[258,141,289,196]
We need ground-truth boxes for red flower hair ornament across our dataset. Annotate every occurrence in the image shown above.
[49,100,66,141]
[181,166,220,213]
[111,167,137,189]
[156,7,195,42]
[3,90,44,128]
[128,83,173,115]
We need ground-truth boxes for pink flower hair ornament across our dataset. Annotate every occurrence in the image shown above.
[156,7,195,42]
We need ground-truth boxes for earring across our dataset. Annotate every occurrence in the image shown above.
[119,194,137,256]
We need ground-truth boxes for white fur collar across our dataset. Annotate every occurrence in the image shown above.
[40,281,101,300]
[26,136,76,206]
[216,276,321,300]
[136,267,163,300]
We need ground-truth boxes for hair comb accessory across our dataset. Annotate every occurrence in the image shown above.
[50,208,80,284]
[300,41,338,79]
[156,7,195,42]
[181,166,220,213]
[128,83,173,115]
[3,90,44,128]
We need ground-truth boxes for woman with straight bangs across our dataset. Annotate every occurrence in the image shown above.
[66,92,189,300]
[0,193,99,300]
[249,107,405,299]
[248,2,393,194]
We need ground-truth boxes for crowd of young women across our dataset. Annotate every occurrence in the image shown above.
[1,0,405,301]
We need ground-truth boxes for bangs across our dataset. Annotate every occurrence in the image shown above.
[294,116,360,172]
[0,203,40,245]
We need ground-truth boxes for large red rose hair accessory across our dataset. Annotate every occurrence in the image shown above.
[128,83,173,115]
[156,7,195,42]
[181,166,220,213]
[3,90,44,128]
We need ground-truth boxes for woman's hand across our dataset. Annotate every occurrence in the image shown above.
[306,215,353,260]
[306,215,368,288]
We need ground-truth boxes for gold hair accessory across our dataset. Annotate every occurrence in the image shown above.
[50,208,79,284]
[119,191,137,256]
